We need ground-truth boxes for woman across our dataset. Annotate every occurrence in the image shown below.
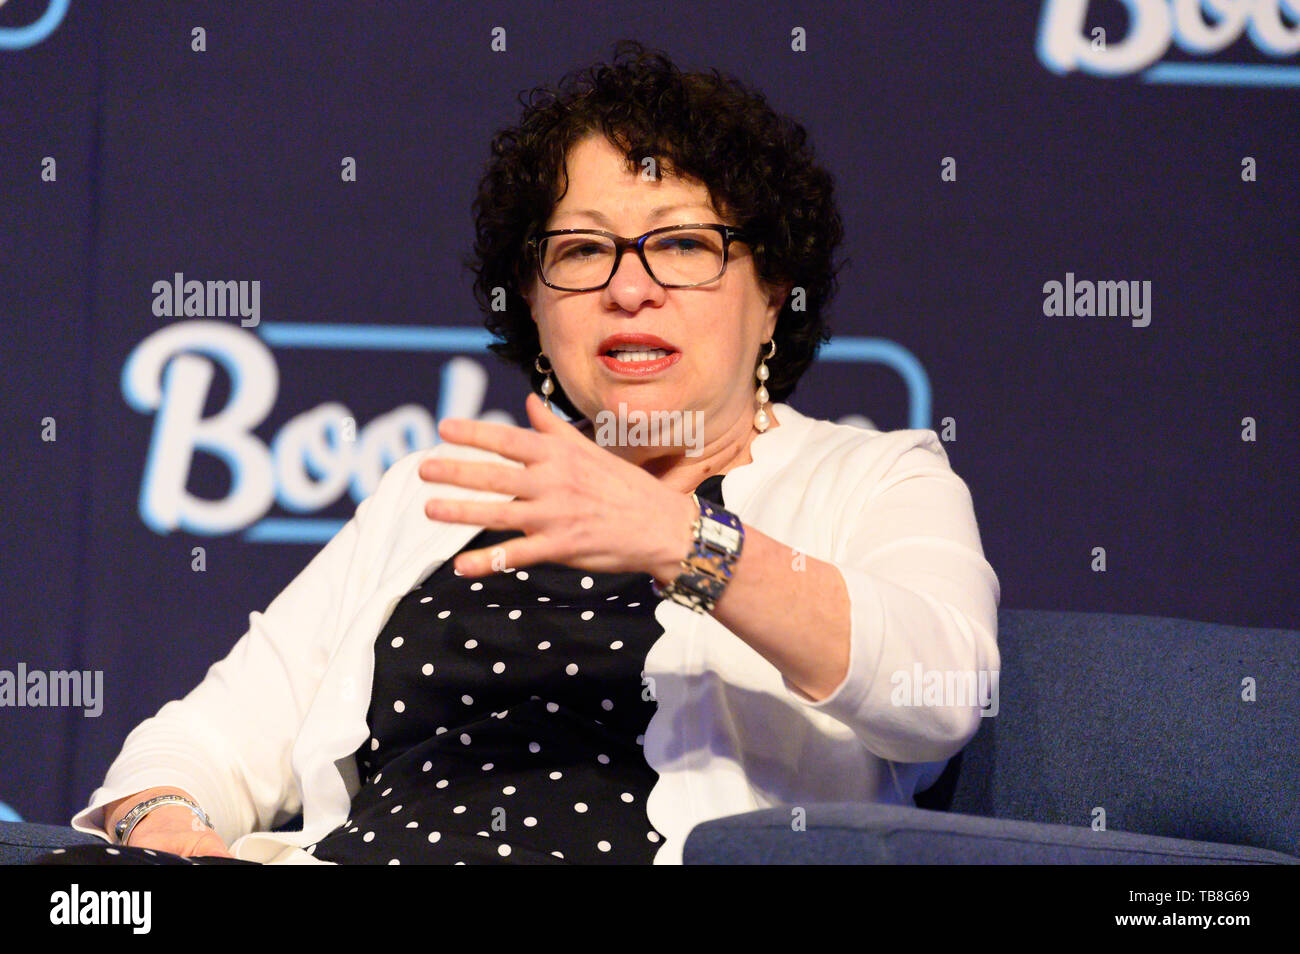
[50,41,999,865]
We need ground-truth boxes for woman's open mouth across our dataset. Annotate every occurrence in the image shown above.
[597,338,682,376]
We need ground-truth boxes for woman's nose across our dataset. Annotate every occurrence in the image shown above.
[604,248,664,305]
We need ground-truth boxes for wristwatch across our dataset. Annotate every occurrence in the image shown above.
[650,493,745,614]
[113,795,212,846]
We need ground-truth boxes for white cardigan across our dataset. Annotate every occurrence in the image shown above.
[72,402,1000,864]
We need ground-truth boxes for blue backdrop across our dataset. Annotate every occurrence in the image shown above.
[1,0,1296,824]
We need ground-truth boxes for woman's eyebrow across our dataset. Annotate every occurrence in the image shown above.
[554,203,712,227]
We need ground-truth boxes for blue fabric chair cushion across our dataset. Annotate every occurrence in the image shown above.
[949,609,1300,858]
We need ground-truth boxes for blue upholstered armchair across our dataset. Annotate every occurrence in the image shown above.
[683,608,1300,864]
[4,608,1297,864]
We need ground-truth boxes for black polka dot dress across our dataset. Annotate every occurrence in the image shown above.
[307,473,726,865]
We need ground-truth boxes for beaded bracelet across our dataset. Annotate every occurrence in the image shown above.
[650,493,745,614]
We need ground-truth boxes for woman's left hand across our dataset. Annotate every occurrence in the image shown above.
[419,392,696,580]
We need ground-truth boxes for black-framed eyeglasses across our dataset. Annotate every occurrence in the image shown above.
[525,223,755,292]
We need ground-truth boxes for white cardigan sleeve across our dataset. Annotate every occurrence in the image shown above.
[779,431,1001,763]
[70,456,411,845]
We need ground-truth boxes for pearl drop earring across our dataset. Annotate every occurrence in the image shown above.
[754,339,776,432]
[535,352,554,410]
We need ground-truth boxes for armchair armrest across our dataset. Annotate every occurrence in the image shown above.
[682,803,1300,864]
[0,822,101,865]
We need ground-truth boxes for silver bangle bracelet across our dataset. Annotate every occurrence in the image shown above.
[113,794,212,846]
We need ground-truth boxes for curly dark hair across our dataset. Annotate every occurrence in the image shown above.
[464,39,846,420]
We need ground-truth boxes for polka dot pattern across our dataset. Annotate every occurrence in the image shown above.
[307,475,727,864]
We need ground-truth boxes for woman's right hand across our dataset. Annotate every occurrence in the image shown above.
[104,787,234,858]
[124,804,234,858]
